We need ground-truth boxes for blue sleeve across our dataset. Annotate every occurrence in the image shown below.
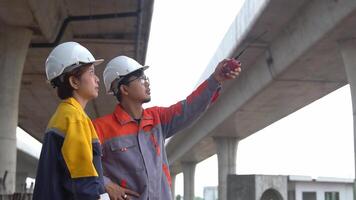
[61,122,105,200]
[33,131,67,200]
[33,129,105,200]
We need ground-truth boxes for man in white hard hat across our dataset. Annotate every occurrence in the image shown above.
[93,55,241,200]
[33,42,109,200]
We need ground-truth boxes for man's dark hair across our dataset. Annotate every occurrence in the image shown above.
[50,64,91,100]
[114,69,143,102]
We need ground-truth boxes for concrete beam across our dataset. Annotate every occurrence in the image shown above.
[0,0,66,42]
[0,26,32,193]
[27,0,67,41]
[0,0,35,27]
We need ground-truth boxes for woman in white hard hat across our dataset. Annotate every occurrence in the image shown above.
[33,42,109,200]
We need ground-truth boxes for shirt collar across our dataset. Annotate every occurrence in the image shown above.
[63,97,86,115]
[113,104,153,126]
[113,104,133,125]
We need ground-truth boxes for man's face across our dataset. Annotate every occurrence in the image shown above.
[124,73,151,104]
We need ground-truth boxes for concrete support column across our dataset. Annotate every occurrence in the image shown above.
[214,137,239,200]
[182,162,196,200]
[171,174,176,200]
[0,26,32,193]
[338,39,356,200]
[15,172,28,193]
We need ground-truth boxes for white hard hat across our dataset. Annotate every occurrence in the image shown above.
[103,55,149,94]
[45,41,104,81]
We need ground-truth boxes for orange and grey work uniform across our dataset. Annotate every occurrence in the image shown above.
[93,76,221,200]
[33,98,106,200]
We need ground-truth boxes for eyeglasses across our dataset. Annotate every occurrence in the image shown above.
[126,75,150,85]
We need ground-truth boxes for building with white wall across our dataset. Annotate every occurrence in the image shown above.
[227,175,353,200]
[288,176,353,200]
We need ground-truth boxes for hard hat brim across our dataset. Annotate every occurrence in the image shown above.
[141,65,149,71]
[91,59,104,66]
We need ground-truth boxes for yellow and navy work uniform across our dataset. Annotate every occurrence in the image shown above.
[33,97,105,200]
[93,76,221,200]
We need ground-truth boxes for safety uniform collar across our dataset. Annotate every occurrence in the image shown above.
[63,97,86,115]
[113,104,153,126]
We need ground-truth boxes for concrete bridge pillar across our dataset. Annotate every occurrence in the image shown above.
[182,162,196,200]
[171,173,176,200]
[0,26,32,193]
[214,137,239,200]
[338,39,356,200]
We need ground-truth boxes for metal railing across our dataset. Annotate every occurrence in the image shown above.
[0,171,34,200]
[0,193,33,200]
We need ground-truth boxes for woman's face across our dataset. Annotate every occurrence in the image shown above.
[75,64,100,100]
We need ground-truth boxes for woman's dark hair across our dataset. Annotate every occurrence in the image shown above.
[50,64,91,100]
[114,69,143,102]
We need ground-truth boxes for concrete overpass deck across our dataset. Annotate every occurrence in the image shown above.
[0,0,153,193]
